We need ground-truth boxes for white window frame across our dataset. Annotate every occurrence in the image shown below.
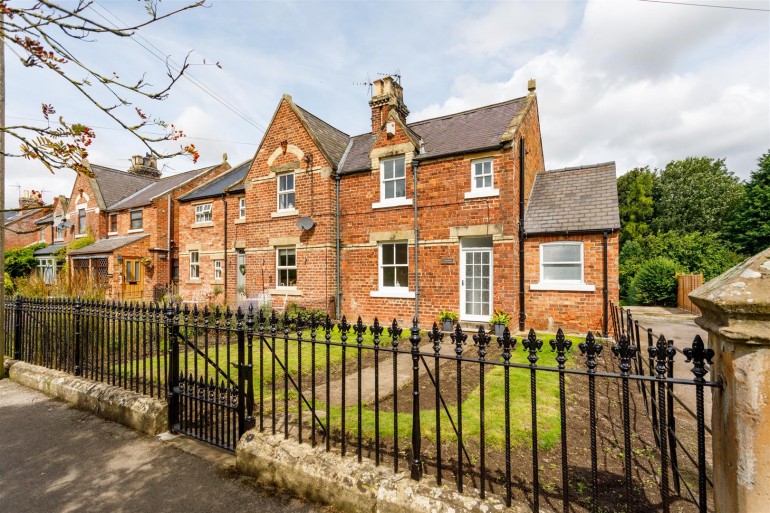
[379,156,407,203]
[214,259,223,280]
[129,209,143,232]
[189,250,200,280]
[108,213,118,235]
[195,203,213,223]
[530,241,595,292]
[277,172,295,212]
[371,241,414,298]
[459,237,494,322]
[39,227,46,242]
[276,247,297,288]
[78,208,86,234]
[54,217,64,241]
[465,158,499,199]
[239,197,246,219]
[37,257,56,284]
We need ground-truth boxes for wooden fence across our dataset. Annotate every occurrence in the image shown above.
[678,273,703,314]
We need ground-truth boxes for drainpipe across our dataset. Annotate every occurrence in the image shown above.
[223,195,228,305]
[603,231,609,337]
[167,194,172,288]
[518,136,526,332]
[335,173,342,319]
[412,159,420,322]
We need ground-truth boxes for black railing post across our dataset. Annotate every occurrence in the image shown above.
[409,316,423,481]
[166,303,180,433]
[245,304,256,431]
[73,297,83,376]
[684,335,714,513]
[236,307,247,438]
[13,295,22,360]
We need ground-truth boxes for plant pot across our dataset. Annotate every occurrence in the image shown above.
[494,323,506,337]
[442,320,453,332]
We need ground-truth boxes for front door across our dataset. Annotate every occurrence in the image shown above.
[460,237,493,323]
[123,259,144,300]
[236,250,246,301]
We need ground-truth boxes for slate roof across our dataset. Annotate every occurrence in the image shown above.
[338,97,527,174]
[35,213,53,225]
[33,243,65,256]
[90,165,157,209]
[3,207,45,226]
[523,162,620,234]
[108,165,218,211]
[68,234,149,255]
[179,160,251,202]
[296,105,350,167]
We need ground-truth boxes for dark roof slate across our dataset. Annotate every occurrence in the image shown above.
[35,213,53,225]
[296,105,349,167]
[33,243,65,256]
[179,160,251,202]
[90,165,157,209]
[68,234,149,255]
[108,165,217,211]
[524,162,620,234]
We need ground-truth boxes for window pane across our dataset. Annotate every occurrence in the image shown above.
[396,267,408,287]
[382,244,394,265]
[383,267,395,287]
[395,243,407,264]
[383,160,393,180]
[475,176,484,189]
[543,263,581,281]
[542,244,581,262]
[287,249,295,267]
[395,179,406,198]
[461,237,493,249]
[393,158,405,178]
[483,175,492,188]
[384,181,395,199]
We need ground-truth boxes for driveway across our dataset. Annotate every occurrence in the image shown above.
[0,378,334,513]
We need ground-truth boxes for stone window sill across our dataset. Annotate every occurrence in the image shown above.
[234,218,246,225]
[372,198,413,210]
[530,282,596,292]
[464,188,500,200]
[128,228,144,234]
[75,233,87,239]
[271,209,298,218]
[107,231,118,237]
[192,222,214,228]
[370,289,415,299]
[269,288,303,296]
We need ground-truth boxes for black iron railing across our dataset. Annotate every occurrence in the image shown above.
[3,296,718,512]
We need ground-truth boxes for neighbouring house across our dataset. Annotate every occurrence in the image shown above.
[181,76,619,333]
[3,190,53,250]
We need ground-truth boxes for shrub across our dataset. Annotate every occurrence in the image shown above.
[4,242,46,278]
[3,272,14,296]
[490,309,511,327]
[629,257,680,306]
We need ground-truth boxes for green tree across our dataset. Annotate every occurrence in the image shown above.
[617,166,655,246]
[653,157,744,235]
[725,151,770,255]
[4,242,45,278]
[630,257,680,307]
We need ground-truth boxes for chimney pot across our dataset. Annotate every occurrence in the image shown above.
[528,78,536,93]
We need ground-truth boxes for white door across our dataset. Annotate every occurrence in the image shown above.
[236,250,246,301]
[460,237,493,323]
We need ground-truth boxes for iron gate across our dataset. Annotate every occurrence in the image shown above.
[167,305,255,451]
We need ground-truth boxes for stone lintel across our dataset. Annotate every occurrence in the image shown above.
[369,230,415,244]
[449,224,503,239]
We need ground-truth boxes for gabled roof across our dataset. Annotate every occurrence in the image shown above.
[523,162,620,234]
[3,207,46,226]
[108,165,219,211]
[338,97,528,174]
[295,105,350,167]
[179,160,251,202]
[68,234,149,255]
[89,164,158,210]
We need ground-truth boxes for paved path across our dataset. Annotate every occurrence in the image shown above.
[0,378,334,513]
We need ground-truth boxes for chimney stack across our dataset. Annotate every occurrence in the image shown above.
[369,76,409,133]
[19,189,44,209]
[128,154,161,178]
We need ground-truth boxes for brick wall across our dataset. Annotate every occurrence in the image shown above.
[3,208,52,249]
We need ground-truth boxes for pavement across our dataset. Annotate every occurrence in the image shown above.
[0,378,335,513]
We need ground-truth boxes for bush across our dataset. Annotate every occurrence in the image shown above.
[629,257,680,306]
[4,242,46,278]
[3,272,14,296]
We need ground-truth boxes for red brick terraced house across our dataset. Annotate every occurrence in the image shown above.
[184,76,620,334]
[3,190,52,250]
[54,155,230,301]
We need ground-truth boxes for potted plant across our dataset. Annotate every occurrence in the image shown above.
[490,309,511,337]
[438,310,459,331]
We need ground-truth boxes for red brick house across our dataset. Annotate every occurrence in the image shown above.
[3,190,52,250]
[183,76,620,333]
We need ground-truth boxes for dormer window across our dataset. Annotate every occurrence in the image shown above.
[381,156,406,201]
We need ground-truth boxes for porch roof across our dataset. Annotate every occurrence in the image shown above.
[68,234,149,256]
[34,243,65,256]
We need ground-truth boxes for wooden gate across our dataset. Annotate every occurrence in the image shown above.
[677,273,703,314]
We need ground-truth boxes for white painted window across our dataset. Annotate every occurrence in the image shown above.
[214,260,223,280]
[55,220,64,241]
[276,247,297,287]
[190,250,200,279]
[379,242,408,290]
[472,158,494,191]
[39,227,45,242]
[239,197,246,219]
[130,209,143,230]
[380,156,406,201]
[540,242,583,282]
[36,257,56,284]
[277,173,295,211]
[78,208,86,234]
[195,203,212,223]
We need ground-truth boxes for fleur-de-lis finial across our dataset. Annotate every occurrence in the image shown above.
[683,335,714,382]
[409,317,421,349]
[649,334,671,378]
[473,325,491,359]
[428,322,443,354]
[611,333,637,376]
[579,331,603,372]
[370,317,384,346]
[295,311,304,335]
[338,315,351,342]
[323,314,333,333]
[388,318,402,347]
[355,316,366,345]
[498,327,517,361]
[269,310,279,335]
[549,328,572,369]
[451,323,467,357]
[523,328,543,366]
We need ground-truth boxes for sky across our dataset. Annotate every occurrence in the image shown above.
[4,0,769,208]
